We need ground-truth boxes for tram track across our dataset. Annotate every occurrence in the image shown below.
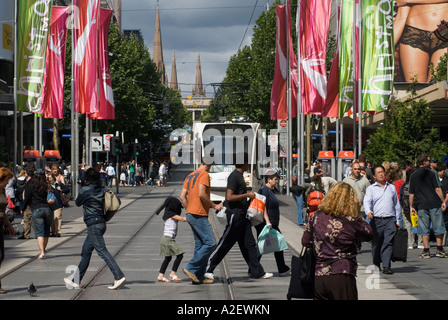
[71,188,178,300]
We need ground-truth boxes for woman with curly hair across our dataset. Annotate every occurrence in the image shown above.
[301,182,373,300]
[0,167,15,293]
[21,169,53,259]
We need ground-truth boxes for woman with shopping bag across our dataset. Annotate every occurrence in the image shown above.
[255,168,290,276]
[301,182,373,300]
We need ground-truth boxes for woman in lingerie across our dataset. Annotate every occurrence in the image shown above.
[394,0,448,82]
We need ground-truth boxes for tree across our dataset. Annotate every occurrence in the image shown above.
[203,1,281,128]
[364,82,448,165]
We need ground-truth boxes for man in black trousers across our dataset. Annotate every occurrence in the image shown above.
[204,153,273,280]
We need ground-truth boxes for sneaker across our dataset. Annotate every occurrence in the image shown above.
[419,251,431,259]
[204,272,214,280]
[436,250,446,258]
[108,277,126,290]
[182,268,199,284]
[261,272,274,279]
[64,278,80,289]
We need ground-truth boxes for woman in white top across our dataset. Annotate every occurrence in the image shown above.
[157,197,186,282]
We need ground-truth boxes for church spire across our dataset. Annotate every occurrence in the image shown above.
[153,6,166,85]
[192,52,205,97]
[170,50,179,92]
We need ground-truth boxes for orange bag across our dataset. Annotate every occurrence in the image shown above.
[8,196,15,209]
[247,193,266,226]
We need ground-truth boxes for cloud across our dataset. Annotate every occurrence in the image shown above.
[121,0,275,97]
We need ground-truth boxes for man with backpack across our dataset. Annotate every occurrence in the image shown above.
[305,175,325,218]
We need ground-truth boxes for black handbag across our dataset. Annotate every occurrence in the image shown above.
[287,247,315,300]
[298,246,316,282]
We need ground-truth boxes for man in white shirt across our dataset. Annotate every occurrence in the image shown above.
[106,163,115,187]
[158,161,167,187]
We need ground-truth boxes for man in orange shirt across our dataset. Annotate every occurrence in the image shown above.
[180,158,223,284]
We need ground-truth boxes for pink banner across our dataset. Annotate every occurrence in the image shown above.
[90,9,115,120]
[322,5,340,118]
[270,2,297,120]
[73,0,100,114]
[41,7,69,119]
[299,0,332,115]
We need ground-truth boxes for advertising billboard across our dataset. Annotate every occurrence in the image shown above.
[394,3,448,83]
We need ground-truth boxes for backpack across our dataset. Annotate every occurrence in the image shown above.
[104,190,121,221]
[400,182,410,213]
[307,191,324,216]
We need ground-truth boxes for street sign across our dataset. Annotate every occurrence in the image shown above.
[91,136,103,152]
[268,135,278,146]
[103,134,113,151]
[278,119,287,132]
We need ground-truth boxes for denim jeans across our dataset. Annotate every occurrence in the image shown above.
[32,207,53,238]
[418,207,446,236]
[292,194,305,225]
[78,223,124,282]
[129,172,135,186]
[184,214,216,280]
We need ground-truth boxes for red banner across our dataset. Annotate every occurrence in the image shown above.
[322,5,340,118]
[73,0,100,114]
[299,0,332,115]
[270,3,297,120]
[90,9,115,120]
[41,7,69,119]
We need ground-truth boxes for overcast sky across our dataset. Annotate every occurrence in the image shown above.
[121,0,279,98]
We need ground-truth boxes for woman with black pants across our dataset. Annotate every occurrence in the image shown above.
[255,169,290,276]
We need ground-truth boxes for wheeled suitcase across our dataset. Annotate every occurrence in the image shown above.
[286,255,314,300]
[391,228,408,262]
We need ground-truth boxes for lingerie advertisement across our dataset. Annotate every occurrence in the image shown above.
[394,2,448,83]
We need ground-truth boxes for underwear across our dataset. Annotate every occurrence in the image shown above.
[399,24,448,55]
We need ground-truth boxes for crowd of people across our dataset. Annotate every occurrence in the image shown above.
[95,159,171,188]
[1,151,447,299]
[298,152,448,300]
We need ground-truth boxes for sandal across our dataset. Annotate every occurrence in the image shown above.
[157,277,170,283]
[0,288,8,294]
[169,275,182,282]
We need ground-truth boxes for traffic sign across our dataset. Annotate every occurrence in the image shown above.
[268,135,278,146]
[278,119,287,132]
[91,136,103,152]
[103,134,113,151]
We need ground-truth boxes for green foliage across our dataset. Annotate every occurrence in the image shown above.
[203,1,281,128]
[364,84,448,165]
[431,52,448,82]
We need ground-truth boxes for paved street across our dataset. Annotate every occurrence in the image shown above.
[1,163,448,306]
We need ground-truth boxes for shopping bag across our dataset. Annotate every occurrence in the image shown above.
[287,255,314,300]
[247,192,266,226]
[7,195,15,209]
[216,207,228,225]
[257,225,288,255]
[297,246,316,282]
[410,212,418,228]
[391,228,408,262]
